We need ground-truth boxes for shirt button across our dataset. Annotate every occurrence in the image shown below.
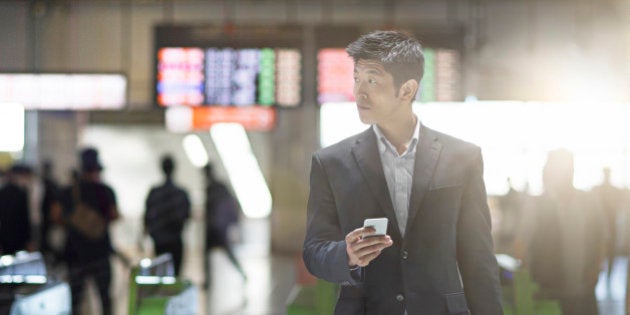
[396,294,405,302]
[401,251,408,259]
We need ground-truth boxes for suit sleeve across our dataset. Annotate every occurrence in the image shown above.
[456,148,503,314]
[303,153,362,286]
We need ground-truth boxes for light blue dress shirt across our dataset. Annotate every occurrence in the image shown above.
[372,116,420,237]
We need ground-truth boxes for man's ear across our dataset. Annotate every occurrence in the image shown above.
[398,79,419,101]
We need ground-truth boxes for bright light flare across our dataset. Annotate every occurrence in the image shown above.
[320,101,630,195]
[182,134,209,167]
[210,123,272,219]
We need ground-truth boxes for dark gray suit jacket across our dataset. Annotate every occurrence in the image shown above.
[303,125,502,315]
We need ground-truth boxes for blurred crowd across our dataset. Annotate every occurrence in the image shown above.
[0,148,244,315]
[1,146,626,314]
[492,149,628,314]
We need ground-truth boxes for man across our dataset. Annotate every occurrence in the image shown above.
[60,148,119,315]
[0,164,34,255]
[527,149,604,315]
[144,154,191,276]
[303,30,502,314]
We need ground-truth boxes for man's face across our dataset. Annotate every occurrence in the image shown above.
[353,59,408,126]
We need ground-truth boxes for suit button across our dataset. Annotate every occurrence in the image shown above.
[401,250,408,259]
[396,294,404,302]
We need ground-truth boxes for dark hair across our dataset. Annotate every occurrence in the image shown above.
[161,155,175,177]
[346,30,424,90]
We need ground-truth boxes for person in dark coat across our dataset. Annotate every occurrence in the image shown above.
[203,162,246,289]
[527,149,605,315]
[39,159,61,261]
[59,148,119,315]
[144,154,190,276]
[0,164,34,255]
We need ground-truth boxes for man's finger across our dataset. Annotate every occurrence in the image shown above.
[345,226,375,243]
[351,236,393,256]
[353,238,392,257]
[351,235,391,251]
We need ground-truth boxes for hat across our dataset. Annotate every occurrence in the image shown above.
[80,148,103,172]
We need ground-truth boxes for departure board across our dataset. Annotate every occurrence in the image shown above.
[317,48,355,103]
[316,47,461,104]
[157,48,205,106]
[157,47,301,107]
[314,25,464,104]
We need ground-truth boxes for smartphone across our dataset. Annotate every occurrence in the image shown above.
[363,217,388,238]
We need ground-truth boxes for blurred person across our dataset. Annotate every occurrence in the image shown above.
[592,167,625,283]
[0,164,35,255]
[59,148,120,315]
[203,162,246,289]
[143,154,190,276]
[39,159,62,262]
[495,178,526,255]
[527,149,605,315]
[302,30,502,314]
[0,169,5,187]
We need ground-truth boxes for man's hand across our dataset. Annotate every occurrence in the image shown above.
[346,226,393,267]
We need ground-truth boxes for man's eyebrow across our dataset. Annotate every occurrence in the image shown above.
[354,67,384,75]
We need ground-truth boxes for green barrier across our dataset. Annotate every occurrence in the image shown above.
[128,255,197,315]
[287,266,562,315]
[287,280,338,315]
[502,269,561,315]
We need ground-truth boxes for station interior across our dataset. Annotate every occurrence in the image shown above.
[1,0,630,314]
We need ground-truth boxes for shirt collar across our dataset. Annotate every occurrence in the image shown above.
[372,115,421,157]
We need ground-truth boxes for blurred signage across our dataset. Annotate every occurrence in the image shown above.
[154,24,303,108]
[317,48,355,103]
[314,25,464,104]
[316,47,461,104]
[157,47,301,108]
[0,74,126,110]
[166,106,276,132]
[420,48,461,102]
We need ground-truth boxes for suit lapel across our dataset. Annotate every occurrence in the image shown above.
[406,125,442,235]
[351,128,402,241]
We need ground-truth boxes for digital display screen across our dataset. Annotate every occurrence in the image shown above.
[316,47,461,104]
[420,48,461,102]
[157,47,301,107]
[317,48,355,103]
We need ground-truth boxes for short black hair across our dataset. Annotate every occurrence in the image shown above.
[346,30,424,90]
[161,154,175,176]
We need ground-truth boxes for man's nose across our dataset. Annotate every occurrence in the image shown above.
[354,81,367,97]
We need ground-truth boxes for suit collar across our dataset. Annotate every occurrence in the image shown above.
[406,125,442,235]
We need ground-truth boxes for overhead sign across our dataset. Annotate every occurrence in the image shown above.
[166,106,276,132]
[0,74,126,110]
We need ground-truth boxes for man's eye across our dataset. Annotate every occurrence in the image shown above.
[368,78,377,84]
